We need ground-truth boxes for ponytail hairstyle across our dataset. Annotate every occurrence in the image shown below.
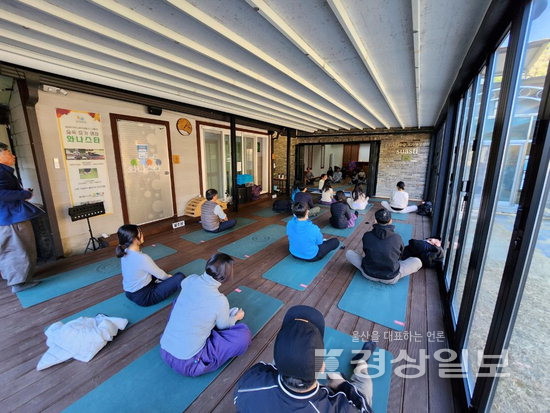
[396,181,405,190]
[352,184,364,201]
[205,253,234,284]
[115,224,141,258]
[321,180,332,192]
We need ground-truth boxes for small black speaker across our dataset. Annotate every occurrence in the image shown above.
[147,106,162,116]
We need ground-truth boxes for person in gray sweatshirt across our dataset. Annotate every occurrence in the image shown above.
[160,253,252,376]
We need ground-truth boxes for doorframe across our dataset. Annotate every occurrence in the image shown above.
[109,113,177,224]
[196,120,269,197]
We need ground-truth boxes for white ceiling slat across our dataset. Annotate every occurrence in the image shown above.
[1,0,495,131]
[327,0,406,128]
[89,0,364,129]
[15,0,349,130]
[171,0,382,128]
[0,11,329,130]
[411,0,422,127]
[0,42,317,132]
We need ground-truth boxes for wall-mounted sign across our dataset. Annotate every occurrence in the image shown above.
[176,118,193,136]
[56,108,113,213]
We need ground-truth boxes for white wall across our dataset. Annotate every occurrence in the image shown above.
[307,144,344,176]
[34,88,214,255]
[8,83,43,204]
[358,143,370,162]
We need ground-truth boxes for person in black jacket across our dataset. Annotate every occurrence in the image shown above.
[234,305,375,413]
[294,184,321,217]
[330,191,358,229]
[345,209,422,284]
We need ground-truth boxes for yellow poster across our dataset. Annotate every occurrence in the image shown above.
[56,108,113,213]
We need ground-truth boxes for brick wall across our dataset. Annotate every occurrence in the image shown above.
[285,132,431,200]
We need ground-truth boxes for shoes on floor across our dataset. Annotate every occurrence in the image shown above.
[11,281,40,293]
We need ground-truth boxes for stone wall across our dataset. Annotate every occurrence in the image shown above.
[290,132,432,199]
[272,133,288,177]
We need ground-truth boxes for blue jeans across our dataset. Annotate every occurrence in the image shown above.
[125,272,185,306]
[205,219,237,233]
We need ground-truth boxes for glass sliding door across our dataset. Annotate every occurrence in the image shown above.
[204,130,224,196]
[464,0,550,392]
[451,35,510,322]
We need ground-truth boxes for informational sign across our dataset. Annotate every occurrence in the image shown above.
[56,108,113,213]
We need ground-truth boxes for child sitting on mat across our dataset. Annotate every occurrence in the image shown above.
[116,224,184,307]
[381,181,418,214]
[201,188,237,233]
[287,202,339,262]
[160,253,251,377]
[330,191,358,229]
[319,181,335,205]
[294,183,321,217]
[347,184,369,211]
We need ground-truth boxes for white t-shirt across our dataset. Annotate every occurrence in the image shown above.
[318,178,326,190]
[321,188,334,203]
[390,190,409,209]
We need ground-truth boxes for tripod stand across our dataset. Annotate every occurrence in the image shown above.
[68,202,106,254]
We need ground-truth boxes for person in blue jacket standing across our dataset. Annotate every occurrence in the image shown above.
[0,143,44,293]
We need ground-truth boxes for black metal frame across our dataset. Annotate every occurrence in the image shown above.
[472,44,550,413]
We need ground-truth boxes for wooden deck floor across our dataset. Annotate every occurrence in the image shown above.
[0,199,458,413]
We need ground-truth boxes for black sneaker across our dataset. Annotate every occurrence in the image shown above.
[351,341,377,363]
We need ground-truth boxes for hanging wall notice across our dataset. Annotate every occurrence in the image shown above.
[56,108,113,213]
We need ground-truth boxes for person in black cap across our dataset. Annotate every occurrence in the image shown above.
[234,305,375,412]
[346,208,422,283]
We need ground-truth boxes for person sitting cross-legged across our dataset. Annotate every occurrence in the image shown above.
[346,209,422,284]
[381,181,418,214]
[330,190,358,229]
[117,224,185,307]
[234,305,375,412]
[287,202,339,262]
[201,188,236,233]
[294,183,321,217]
[160,253,252,377]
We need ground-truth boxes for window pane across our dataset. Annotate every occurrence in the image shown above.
[465,0,550,389]
[445,71,486,298]
[490,188,550,411]
[452,35,510,319]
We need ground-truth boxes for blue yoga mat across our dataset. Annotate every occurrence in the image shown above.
[338,271,410,330]
[16,244,177,308]
[369,197,417,206]
[180,218,256,244]
[393,222,414,241]
[252,207,282,218]
[262,245,340,290]
[218,224,287,259]
[323,327,393,413]
[321,214,366,237]
[389,212,409,221]
[59,259,207,325]
[63,286,283,413]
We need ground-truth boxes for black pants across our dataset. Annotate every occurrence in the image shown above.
[125,272,185,307]
[294,238,340,262]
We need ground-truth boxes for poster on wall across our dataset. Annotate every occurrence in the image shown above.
[56,108,113,213]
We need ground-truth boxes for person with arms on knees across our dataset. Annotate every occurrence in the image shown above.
[347,184,369,211]
[318,173,328,190]
[201,188,236,233]
[332,166,343,183]
[290,181,301,202]
[0,143,44,293]
[346,209,422,284]
[319,180,335,205]
[116,224,184,306]
[287,202,339,261]
[330,190,358,229]
[234,305,375,413]
[304,167,315,185]
[160,253,251,377]
[294,183,321,217]
[381,181,418,213]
